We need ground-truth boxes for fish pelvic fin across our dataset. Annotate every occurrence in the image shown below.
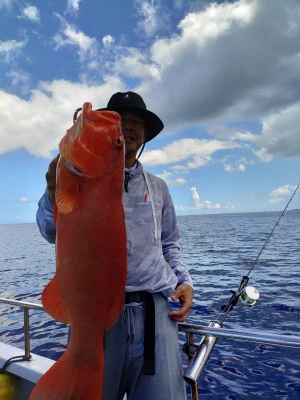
[42,275,70,325]
[29,345,104,400]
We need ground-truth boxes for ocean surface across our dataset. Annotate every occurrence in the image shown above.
[0,210,299,399]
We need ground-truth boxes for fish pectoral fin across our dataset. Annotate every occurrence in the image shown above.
[42,276,70,325]
[55,188,76,214]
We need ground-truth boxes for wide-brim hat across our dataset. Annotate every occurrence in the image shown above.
[98,91,164,142]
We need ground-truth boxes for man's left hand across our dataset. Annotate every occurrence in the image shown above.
[169,284,193,322]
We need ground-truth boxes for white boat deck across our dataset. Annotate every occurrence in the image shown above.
[0,341,128,400]
[0,341,54,400]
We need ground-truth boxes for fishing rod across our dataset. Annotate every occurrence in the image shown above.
[183,182,300,388]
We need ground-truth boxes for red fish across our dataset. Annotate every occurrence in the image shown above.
[30,103,127,399]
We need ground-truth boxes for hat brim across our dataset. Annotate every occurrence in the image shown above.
[97,105,164,142]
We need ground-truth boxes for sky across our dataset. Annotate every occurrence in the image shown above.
[0,0,300,224]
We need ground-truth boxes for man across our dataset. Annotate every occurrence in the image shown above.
[36,91,193,400]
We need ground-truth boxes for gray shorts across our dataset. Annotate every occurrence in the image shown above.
[102,293,187,400]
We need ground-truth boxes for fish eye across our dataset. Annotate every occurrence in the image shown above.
[114,136,124,148]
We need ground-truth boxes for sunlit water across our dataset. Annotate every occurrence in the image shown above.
[0,210,299,399]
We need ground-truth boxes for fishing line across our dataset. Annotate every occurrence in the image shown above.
[217,182,300,324]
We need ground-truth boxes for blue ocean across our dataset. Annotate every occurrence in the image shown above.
[0,210,299,399]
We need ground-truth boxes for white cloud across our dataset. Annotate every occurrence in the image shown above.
[22,5,40,23]
[174,186,224,213]
[186,155,211,169]
[208,124,258,142]
[0,39,27,63]
[253,147,273,163]
[19,197,28,203]
[150,0,257,73]
[109,47,160,80]
[53,16,98,62]
[0,77,124,157]
[141,138,238,167]
[268,184,298,204]
[223,161,246,172]
[190,187,221,209]
[67,0,82,14]
[6,70,31,95]
[156,170,187,186]
[134,0,170,38]
[191,186,200,203]
[224,164,235,173]
[103,35,115,49]
[174,177,187,185]
[203,200,221,209]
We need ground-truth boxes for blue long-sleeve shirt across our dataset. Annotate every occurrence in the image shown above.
[36,161,193,297]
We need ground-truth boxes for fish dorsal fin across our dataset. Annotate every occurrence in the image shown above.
[55,188,76,214]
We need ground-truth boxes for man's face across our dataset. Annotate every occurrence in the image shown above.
[119,111,146,156]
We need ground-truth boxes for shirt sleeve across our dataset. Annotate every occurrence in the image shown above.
[36,190,56,244]
[161,183,193,289]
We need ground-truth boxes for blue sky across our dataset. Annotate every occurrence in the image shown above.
[0,0,299,224]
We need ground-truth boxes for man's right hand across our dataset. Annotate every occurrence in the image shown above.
[46,154,60,205]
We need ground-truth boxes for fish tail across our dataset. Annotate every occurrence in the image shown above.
[29,346,104,400]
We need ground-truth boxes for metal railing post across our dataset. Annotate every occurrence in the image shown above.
[185,332,199,400]
[24,307,31,360]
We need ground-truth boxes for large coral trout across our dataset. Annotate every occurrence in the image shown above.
[30,103,127,399]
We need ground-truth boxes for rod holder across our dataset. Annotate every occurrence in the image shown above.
[184,321,222,385]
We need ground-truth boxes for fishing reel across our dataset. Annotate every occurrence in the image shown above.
[240,286,259,308]
[221,276,260,317]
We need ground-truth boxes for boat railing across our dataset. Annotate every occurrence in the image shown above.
[0,297,44,361]
[1,297,300,363]
[179,322,300,400]
[1,297,300,400]
[178,322,300,348]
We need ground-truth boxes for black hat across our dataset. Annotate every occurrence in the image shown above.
[98,91,164,142]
